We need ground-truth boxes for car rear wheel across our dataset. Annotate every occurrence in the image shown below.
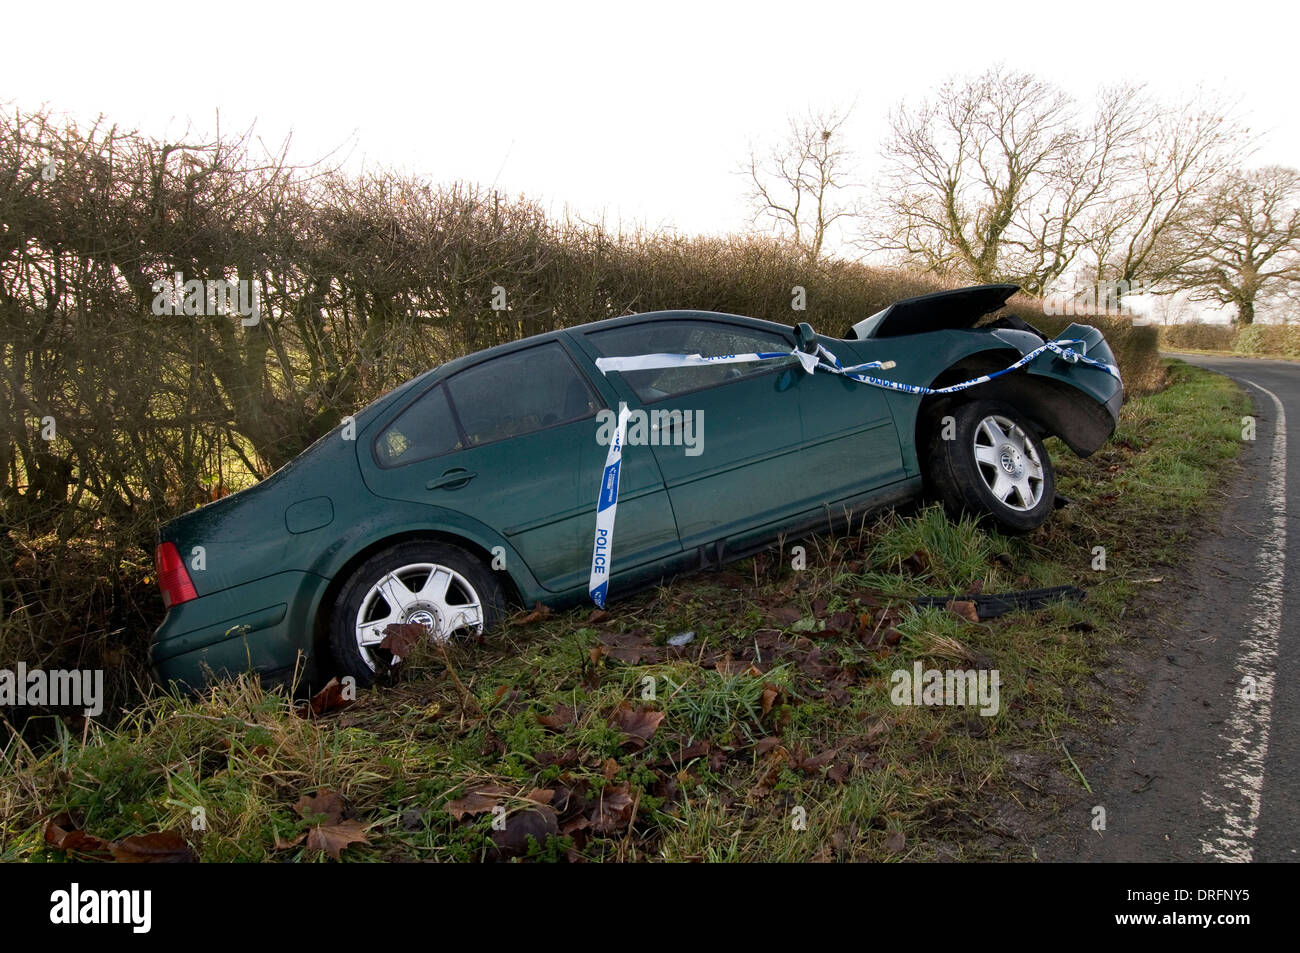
[925,399,1055,533]
[329,540,506,686]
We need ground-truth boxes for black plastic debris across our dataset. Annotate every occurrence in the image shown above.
[913,585,1085,620]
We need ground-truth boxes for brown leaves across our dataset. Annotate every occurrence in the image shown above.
[490,805,559,859]
[294,789,347,823]
[44,814,196,862]
[536,704,577,731]
[291,788,369,860]
[445,785,512,820]
[306,821,370,861]
[379,622,428,657]
[297,676,356,718]
[513,602,552,626]
[610,703,665,749]
[714,656,764,677]
[596,630,660,664]
[588,785,637,834]
[110,831,198,863]
[946,599,981,623]
[900,550,931,576]
[769,605,803,625]
[44,813,108,854]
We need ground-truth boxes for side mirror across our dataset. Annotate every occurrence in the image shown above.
[794,322,818,353]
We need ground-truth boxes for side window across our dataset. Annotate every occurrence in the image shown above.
[446,342,600,448]
[374,385,462,467]
[587,320,793,402]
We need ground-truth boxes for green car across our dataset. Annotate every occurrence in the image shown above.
[151,284,1122,691]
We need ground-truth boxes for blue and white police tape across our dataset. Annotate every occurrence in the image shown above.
[588,401,629,608]
[593,337,1120,395]
[804,337,1120,395]
[587,335,1119,605]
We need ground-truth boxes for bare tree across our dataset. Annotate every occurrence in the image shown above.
[1165,166,1300,324]
[745,107,860,264]
[866,68,1171,296]
[1086,92,1247,297]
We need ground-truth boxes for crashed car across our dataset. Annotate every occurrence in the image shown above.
[151,283,1123,690]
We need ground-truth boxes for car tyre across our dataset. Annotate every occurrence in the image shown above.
[330,540,506,686]
[925,399,1056,533]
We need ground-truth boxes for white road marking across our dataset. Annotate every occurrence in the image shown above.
[1200,379,1287,861]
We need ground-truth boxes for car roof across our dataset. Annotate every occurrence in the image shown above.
[435,309,793,376]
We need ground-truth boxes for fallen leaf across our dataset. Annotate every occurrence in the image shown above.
[865,718,893,742]
[274,830,307,849]
[769,605,803,625]
[537,704,577,730]
[715,656,764,677]
[379,622,427,657]
[588,786,636,834]
[514,602,552,626]
[303,677,356,717]
[947,600,980,623]
[611,704,665,747]
[797,747,840,773]
[490,805,559,859]
[445,786,510,820]
[825,611,856,634]
[294,790,346,825]
[598,631,660,663]
[43,813,108,854]
[900,550,931,575]
[306,820,370,860]
[109,831,197,863]
[560,815,590,836]
[587,609,611,624]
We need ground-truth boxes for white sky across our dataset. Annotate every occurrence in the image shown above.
[3,0,1293,320]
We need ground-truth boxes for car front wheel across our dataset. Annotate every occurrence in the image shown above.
[329,540,506,686]
[925,399,1056,533]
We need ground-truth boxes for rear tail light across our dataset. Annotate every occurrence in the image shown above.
[155,541,198,608]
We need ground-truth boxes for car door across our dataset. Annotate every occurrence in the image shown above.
[794,336,907,504]
[581,318,811,551]
[359,340,679,592]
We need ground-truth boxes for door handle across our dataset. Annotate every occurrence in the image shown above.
[426,469,477,490]
[651,415,680,435]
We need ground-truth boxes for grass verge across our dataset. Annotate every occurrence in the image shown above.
[0,361,1249,862]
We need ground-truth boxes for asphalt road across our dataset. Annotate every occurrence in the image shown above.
[1063,353,1298,862]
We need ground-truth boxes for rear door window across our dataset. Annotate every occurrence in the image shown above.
[445,342,601,448]
[374,385,462,467]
